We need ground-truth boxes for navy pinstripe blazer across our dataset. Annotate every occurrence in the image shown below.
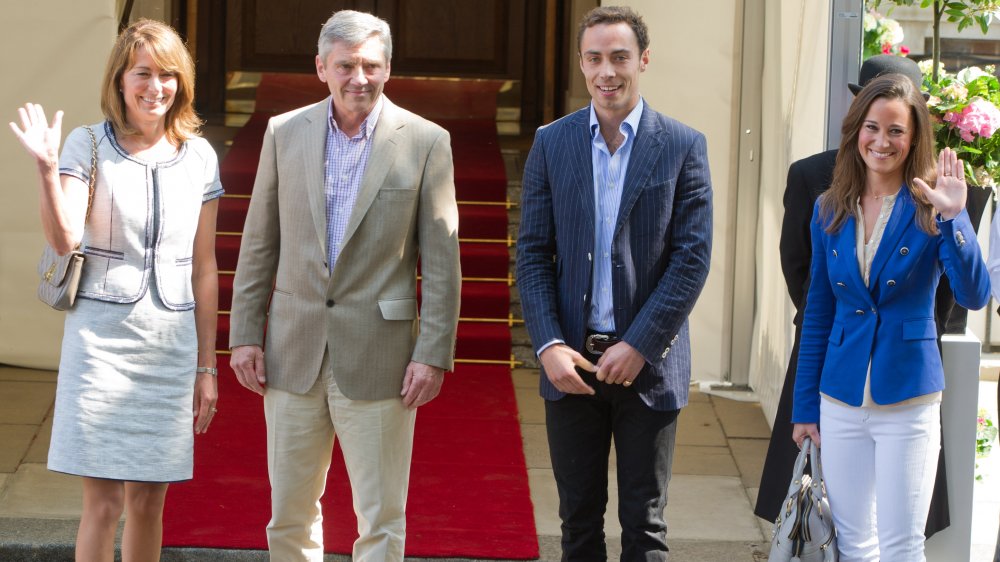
[516,103,713,411]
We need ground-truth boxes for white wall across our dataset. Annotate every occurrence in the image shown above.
[750,2,831,424]
[0,2,117,369]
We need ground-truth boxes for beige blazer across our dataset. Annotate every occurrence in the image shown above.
[229,96,461,399]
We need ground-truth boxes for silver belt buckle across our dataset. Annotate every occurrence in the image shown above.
[585,334,611,355]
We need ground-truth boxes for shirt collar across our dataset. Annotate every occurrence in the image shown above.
[328,94,385,139]
[589,97,644,140]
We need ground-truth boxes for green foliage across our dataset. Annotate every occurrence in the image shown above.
[868,0,999,81]
[873,0,1000,33]
[922,63,1000,186]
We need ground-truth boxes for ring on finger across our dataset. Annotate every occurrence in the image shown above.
[623,379,633,387]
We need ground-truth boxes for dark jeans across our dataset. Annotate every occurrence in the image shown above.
[545,356,679,561]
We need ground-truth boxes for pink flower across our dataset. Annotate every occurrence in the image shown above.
[944,99,1000,142]
[882,42,893,54]
[900,45,910,55]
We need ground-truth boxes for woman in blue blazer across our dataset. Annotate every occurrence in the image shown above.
[791,73,990,561]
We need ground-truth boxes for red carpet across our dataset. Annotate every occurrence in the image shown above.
[162,75,537,558]
[163,364,535,558]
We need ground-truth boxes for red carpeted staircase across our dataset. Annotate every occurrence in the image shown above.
[162,75,537,559]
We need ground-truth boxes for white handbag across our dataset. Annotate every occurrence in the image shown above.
[769,437,838,561]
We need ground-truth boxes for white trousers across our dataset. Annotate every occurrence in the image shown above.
[819,397,940,562]
[263,365,416,562]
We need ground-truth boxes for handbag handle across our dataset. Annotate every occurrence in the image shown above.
[806,437,825,483]
[782,437,826,512]
[73,126,97,252]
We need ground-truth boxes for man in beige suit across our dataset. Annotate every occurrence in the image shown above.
[228,10,460,561]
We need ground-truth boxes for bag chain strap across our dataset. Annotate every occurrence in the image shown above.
[74,126,98,252]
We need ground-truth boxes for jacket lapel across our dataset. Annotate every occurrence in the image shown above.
[340,97,403,249]
[567,108,595,229]
[615,105,664,237]
[303,97,332,260]
[867,186,915,289]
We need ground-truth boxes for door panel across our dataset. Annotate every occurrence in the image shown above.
[237,0,521,79]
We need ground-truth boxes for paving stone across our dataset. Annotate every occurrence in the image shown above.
[0,382,55,425]
[510,368,539,389]
[729,438,769,489]
[667,539,768,561]
[519,423,551,469]
[672,445,739,477]
[528,467,562,537]
[666,475,762,541]
[0,426,35,473]
[713,397,771,439]
[0,368,57,383]
[676,401,727,447]
[688,388,710,402]
[746,487,775,545]
[514,386,545,424]
[22,414,51,465]
[0,464,81,519]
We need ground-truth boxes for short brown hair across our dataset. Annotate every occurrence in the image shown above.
[100,19,201,145]
[577,6,649,53]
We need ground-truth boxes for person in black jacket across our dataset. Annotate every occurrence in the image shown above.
[754,54,991,537]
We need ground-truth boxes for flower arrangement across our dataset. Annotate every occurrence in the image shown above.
[977,408,998,481]
[864,8,910,59]
[922,62,1000,188]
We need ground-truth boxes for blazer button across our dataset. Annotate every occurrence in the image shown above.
[900,247,909,255]
[836,282,846,287]
[887,280,896,287]
[832,249,838,257]
[855,309,864,315]
[326,299,335,308]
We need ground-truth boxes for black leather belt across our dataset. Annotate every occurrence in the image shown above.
[584,332,620,355]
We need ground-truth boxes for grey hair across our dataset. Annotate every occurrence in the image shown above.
[317,10,392,63]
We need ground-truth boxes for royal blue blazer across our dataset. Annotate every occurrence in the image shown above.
[516,104,713,412]
[792,186,990,424]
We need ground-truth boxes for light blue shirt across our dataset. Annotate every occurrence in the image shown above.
[324,95,384,272]
[587,98,643,332]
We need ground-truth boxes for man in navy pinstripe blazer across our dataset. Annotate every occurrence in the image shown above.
[516,6,712,559]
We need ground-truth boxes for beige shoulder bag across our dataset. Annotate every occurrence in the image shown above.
[37,126,97,311]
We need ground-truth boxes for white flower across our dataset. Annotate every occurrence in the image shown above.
[957,66,990,84]
[884,19,904,45]
[974,166,996,188]
[864,12,878,32]
[919,59,947,78]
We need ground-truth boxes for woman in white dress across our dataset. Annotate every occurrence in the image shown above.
[9,19,221,561]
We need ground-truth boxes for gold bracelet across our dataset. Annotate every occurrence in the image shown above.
[196,367,218,376]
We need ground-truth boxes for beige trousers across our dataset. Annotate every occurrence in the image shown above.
[263,363,416,562]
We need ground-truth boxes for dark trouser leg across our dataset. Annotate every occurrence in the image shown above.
[546,384,613,561]
[613,395,678,562]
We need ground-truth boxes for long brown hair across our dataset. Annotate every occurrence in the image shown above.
[820,73,937,235]
[100,19,201,145]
